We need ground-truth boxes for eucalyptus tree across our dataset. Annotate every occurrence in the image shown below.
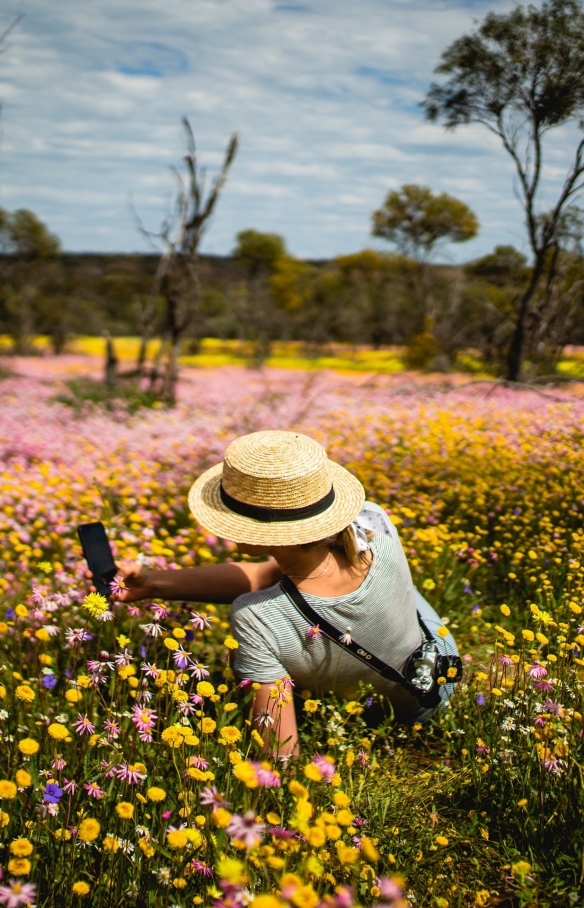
[423,0,584,380]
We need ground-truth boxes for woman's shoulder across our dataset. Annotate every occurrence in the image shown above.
[230,582,287,620]
[355,501,397,539]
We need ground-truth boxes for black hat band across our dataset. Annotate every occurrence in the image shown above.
[219,483,335,523]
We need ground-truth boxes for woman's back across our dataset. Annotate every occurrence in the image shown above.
[230,503,424,718]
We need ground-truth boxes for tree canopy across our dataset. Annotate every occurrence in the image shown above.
[371,184,478,262]
[422,0,584,379]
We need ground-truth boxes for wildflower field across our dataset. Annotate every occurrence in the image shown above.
[0,359,583,908]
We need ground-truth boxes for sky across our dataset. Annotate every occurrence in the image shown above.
[0,0,579,262]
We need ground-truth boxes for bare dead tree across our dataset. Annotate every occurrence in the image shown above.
[137,119,238,402]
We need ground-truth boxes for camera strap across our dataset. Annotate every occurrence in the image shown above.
[280,575,442,709]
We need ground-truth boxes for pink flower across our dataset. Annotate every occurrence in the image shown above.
[63,778,78,794]
[499,655,513,665]
[131,705,157,735]
[535,679,554,693]
[72,714,95,736]
[527,663,547,679]
[200,786,230,808]
[127,605,141,617]
[227,811,266,848]
[312,754,336,780]
[84,782,104,799]
[161,810,172,820]
[250,762,281,788]
[104,719,120,739]
[191,611,211,631]
[188,663,210,680]
[191,860,213,877]
[109,577,126,597]
[114,763,147,784]
[306,625,322,639]
[188,756,209,770]
[0,880,37,907]
[377,876,405,902]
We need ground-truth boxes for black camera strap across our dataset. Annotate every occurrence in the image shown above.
[280,576,442,709]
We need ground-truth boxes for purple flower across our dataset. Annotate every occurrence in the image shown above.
[543,699,563,716]
[476,693,485,706]
[42,674,57,690]
[43,782,63,804]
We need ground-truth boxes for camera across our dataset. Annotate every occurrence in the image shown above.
[405,640,463,693]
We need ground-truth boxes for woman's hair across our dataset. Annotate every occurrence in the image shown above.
[301,525,370,570]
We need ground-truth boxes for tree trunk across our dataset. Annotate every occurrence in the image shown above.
[104,334,118,388]
[505,260,545,382]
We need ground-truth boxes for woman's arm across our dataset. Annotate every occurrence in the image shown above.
[252,683,299,757]
[113,559,282,604]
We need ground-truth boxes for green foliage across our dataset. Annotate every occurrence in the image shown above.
[54,377,164,415]
[0,207,60,259]
[372,184,479,262]
[423,0,584,132]
[233,229,287,277]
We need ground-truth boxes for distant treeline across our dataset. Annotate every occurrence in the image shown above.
[1,211,584,377]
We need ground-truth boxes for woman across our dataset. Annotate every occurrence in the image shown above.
[114,430,458,755]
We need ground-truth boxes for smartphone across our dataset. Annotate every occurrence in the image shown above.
[78,522,117,597]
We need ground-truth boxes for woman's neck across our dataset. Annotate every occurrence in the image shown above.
[275,545,372,597]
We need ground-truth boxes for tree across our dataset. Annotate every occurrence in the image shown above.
[372,184,478,332]
[0,208,62,352]
[372,184,478,262]
[233,230,286,278]
[138,119,238,401]
[423,0,584,381]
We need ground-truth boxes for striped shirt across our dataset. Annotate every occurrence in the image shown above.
[230,501,430,718]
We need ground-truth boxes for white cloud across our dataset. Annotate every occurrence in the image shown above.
[0,0,578,262]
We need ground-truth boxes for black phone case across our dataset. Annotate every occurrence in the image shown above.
[78,522,117,597]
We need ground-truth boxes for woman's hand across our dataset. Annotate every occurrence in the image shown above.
[111,560,155,602]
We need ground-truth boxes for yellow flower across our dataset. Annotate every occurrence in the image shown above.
[0,779,16,801]
[197,681,215,698]
[147,786,166,802]
[332,791,351,808]
[435,835,449,846]
[251,729,264,747]
[304,764,322,782]
[500,604,511,616]
[212,807,232,828]
[344,701,363,716]
[173,878,187,890]
[437,626,449,638]
[217,858,246,885]
[422,578,436,590]
[18,738,39,756]
[252,897,285,908]
[201,717,216,734]
[167,829,188,849]
[9,839,33,856]
[164,637,179,651]
[103,835,120,852]
[15,770,32,788]
[289,780,309,800]
[361,837,379,861]
[48,723,69,740]
[491,688,503,697]
[221,726,241,744]
[536,632,549,645]
[303,700,320,713]
[55,828,71,841]
[0,810,10,827]
[305,826,326,847]
[115,802,134,819]
[511,860,531,879]
[224,636,239,649]
[15,685,35,702]
[173,627,186,639]
[336,843,358,864]
[77,818,100,843]
[336,809,354,826]
[82,592,109,617]
[8,858,31,875]
[72,881,91,897]
[65,689,83,704]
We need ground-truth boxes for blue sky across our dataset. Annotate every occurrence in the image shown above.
[0,0,577,261]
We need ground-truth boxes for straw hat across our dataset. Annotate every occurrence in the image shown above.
[188,430,365,545]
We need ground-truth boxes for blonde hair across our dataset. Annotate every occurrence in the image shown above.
[301,524,370,570]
